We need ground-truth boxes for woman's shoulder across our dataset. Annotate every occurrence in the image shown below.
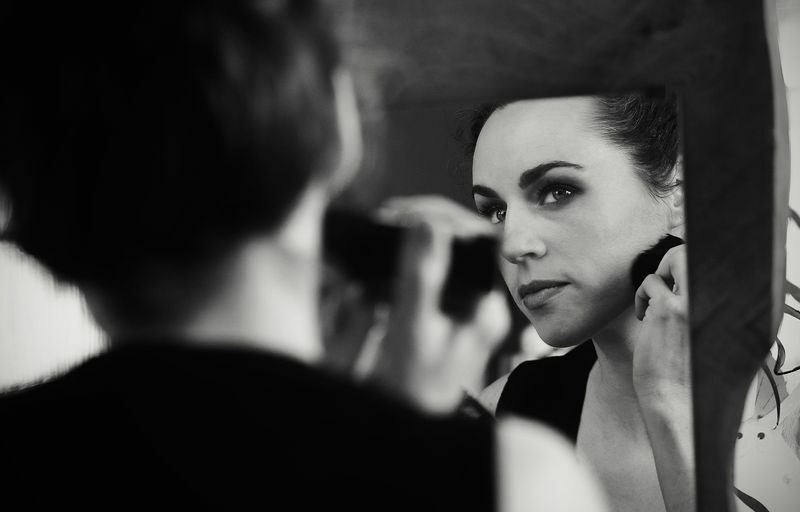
[492,341,598,441]
[507,342,596,389]
[478,342,597,415]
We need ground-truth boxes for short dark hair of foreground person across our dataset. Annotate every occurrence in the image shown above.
[0,0,343,324]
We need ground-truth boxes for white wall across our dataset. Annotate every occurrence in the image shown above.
[776,0,800,394]
[0,244,105,389]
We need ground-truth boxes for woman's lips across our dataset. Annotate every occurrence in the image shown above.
[518,281,569,310]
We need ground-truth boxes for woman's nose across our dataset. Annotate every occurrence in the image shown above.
[500,210,547,264]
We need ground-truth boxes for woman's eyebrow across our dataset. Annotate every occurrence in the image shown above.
[518,161,583,189]
[472,185,500,198]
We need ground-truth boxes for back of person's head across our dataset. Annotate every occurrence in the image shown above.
[0,0,344,322]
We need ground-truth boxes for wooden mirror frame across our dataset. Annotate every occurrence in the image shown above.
[346,0,791,509]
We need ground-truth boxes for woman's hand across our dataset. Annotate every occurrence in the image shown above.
[632,244,691,400]
[632,244,695,512]
[371,195,510,414]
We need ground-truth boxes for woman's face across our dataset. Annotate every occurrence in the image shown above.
[472,97,677,347]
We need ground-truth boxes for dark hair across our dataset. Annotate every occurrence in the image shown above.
[459,92,680,197]
[0,1,342,315]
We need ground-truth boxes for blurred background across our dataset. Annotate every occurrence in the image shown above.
[1,0,799,394]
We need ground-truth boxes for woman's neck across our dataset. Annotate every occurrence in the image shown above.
[587,306,647,428]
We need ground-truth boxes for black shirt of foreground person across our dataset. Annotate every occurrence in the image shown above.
[0,340,492,509]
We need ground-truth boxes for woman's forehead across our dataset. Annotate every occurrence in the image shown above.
[472,96,604,181]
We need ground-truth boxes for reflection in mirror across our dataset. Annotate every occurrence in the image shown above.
[467,92,691,512]
[322,90,696,511]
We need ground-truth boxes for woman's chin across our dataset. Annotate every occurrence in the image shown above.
[541,337,587,350]
[518,298,602,348]
[534,324,591,349]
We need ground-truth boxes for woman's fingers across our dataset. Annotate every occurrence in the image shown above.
[377,195,495,238]
[635,245,689,320]
[394,220,453,318]
[654,245,689,296]
[635,273,676,321]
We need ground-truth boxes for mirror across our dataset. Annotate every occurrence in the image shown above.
[325,86,695,510]
[340,0,791,510]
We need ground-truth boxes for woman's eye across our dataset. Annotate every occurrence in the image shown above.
[476,205,506,224]
[540,185,575,205]
[490,207,506,224]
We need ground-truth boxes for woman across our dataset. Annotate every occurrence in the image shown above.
[383,92,693,512]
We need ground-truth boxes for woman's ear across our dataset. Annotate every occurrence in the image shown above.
[667,159,685,235]
[326,69,363,197]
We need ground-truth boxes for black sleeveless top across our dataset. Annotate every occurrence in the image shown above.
[496,341,597,442]
[0,339,495,510]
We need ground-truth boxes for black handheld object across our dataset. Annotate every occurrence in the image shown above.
[630,234,685,290]
[323,209,499,321]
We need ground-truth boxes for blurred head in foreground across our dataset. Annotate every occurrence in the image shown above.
[0,0,362,338]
